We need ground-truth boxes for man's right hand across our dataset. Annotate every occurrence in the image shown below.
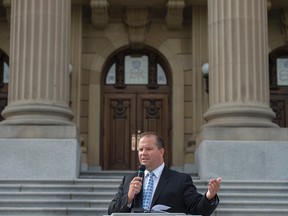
[127,176,143,204]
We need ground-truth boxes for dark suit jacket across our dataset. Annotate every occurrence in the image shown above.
[108,166,219,216]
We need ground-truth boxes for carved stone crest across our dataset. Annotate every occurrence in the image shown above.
[125,6,150,48]
[90,0,109,29]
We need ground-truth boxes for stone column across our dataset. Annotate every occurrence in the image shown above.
[195,0,288,181]
[204,0,277,128]
[1,0,73,125]
[0,0,81,180]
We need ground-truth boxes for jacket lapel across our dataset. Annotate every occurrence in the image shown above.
[150,166,169,208]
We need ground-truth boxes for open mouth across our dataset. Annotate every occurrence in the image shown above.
[141,158,148,163]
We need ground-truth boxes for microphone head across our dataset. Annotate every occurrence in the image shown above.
[138,164,146,171]
[137,164,146,177]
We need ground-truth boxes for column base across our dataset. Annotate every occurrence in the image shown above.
[1,103,74,125]
[0,138,81,180]
[196,127,288,180]
[0,125,81,180]
[203,104,278,128]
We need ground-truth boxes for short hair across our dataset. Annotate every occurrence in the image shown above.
[140,131,164,149]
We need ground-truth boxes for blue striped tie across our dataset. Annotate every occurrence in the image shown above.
[142,172,154,211]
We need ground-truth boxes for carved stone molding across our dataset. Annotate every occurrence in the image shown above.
[90,0,108,29]
[2,0,11,23]
[124,6,150,48]
[281,7,288,44]
[166,0,185,30]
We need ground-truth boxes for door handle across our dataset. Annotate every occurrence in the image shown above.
[131,134,136,151]
[136,130,141,150]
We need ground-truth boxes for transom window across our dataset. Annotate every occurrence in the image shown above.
[104,48,168,88]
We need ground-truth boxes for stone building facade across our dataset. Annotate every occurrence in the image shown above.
[0,0,288,180]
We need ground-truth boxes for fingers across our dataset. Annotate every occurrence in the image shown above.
[206,177,222,200]
[131,181,141,193]
[209,177,221,191]
[127,177,143,202]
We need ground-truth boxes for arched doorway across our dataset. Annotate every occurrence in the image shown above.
[0,49,9,122]
[101,47,172,170]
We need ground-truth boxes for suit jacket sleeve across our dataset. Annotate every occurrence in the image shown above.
[151,167,218,216]
[108,175,134,215]
[182,174,219,216]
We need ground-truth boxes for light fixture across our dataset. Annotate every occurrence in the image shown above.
[201,63,209,93]
[69,64,73,76]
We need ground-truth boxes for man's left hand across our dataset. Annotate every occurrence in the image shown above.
[206,177,222,200]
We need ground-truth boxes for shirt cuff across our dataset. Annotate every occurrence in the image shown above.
[205,192,218,205]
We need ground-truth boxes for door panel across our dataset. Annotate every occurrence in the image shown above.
[138,94,170,164]
[103,94,137,170]
[102,93,170,170]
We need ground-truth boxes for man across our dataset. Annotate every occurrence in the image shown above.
[108,132,221,215]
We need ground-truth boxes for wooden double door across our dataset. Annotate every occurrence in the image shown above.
[102,93,171,170]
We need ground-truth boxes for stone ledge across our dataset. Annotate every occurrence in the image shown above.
[0,125,79,139]
[197,127,288,143]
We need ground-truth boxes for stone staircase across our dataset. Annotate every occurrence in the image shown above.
[0,171,287,216]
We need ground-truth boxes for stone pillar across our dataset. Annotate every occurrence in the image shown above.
[1,0,73,125]
[195,0,288,181]
[203,0,277,128]
[0,0,81,180]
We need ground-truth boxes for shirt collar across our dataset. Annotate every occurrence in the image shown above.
[145,162,165,179]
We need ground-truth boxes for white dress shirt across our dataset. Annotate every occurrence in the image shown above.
[142,163,165,209]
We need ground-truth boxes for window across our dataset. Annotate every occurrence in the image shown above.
[276,58,288,86]
[104,49,168,87]
[3,62,9,84]
[0,49,9,86]
[124,55,148,84]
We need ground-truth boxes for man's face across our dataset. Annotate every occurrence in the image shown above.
[138,135,164,171]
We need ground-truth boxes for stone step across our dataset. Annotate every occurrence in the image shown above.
[1,198,288,209]
[79,171,199,179]
[79,171,134,179]
[0,184,121,192]
[215,208,288,216]
[217,180,288,188]
[0,192,113,200]
[0,176,287,216]
[2,178,287,188]
[218,193,288,201]
[1,182,287,196]
[0,207,107,216]
[0,179,122,185]
[0,199,110,208]
[218,200,288,209]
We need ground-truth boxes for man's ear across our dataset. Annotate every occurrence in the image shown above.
[160,148,165,156]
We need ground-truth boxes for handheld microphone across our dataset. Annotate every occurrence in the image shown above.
[137,164,146,178]
[132,164,146,213]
